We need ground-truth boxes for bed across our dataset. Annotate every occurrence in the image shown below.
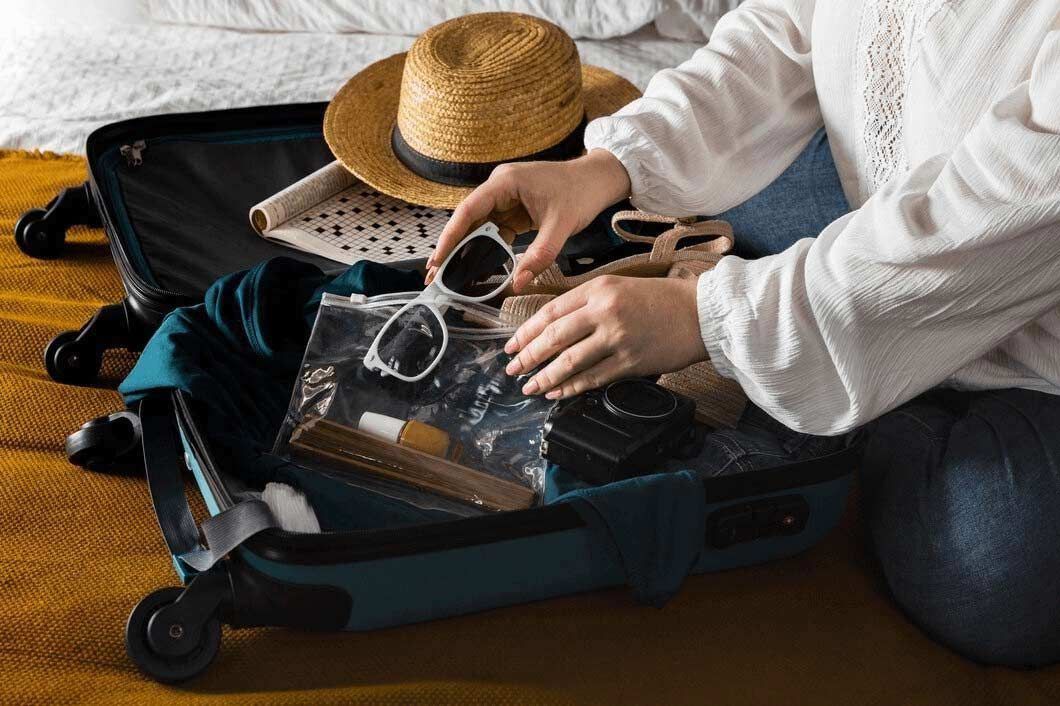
[0,2,708,155]
[2,2,1059,704]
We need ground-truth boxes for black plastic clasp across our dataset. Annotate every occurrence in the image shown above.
[706,494,810,549]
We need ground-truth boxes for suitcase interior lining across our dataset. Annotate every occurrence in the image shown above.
[114,133,347,296]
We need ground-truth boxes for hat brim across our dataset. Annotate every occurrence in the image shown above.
[323,53,642,210]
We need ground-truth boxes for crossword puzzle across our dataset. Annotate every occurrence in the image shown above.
[296,185,452,263]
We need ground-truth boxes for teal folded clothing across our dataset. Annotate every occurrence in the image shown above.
[545,467,706,607]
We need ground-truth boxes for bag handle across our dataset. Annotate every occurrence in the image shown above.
[611,210,734,263]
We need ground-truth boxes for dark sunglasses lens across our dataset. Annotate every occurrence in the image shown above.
[375,304,445,378]
[440,235,514,297]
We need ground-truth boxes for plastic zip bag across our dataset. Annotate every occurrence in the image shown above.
[274,292,550,516]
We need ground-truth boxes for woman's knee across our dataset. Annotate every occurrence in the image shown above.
[862,393,1060,667]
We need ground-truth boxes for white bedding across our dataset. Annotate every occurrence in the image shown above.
[0,22,700,155]
[148,0,669,40]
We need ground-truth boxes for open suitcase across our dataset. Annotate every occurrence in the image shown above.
[19,105,861,683]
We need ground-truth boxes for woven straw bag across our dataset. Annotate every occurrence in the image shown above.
[502,210,748,429]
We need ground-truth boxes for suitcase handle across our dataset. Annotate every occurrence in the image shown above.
[138,396,278,575]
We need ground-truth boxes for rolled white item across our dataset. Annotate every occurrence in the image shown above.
[357,411,405,444]
[261,482,321,534]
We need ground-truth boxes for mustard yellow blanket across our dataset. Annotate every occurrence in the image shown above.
[0,150,1056,705]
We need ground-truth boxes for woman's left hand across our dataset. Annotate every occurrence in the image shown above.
[504,275,709,399]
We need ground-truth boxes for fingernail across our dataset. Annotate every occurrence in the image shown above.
[504,336,518,354]
[505,359,521,375]
[545,389,562,400]
[522,379,539,395]
[513,270,533,293]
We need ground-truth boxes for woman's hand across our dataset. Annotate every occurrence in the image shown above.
[504,275,708,398]
[427,149,631,292]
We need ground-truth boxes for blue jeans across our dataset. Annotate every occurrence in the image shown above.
[696,129,1060,668]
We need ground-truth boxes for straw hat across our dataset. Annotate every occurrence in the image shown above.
[323,12,641,209]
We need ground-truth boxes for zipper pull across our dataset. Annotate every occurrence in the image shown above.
[120,140,146,167]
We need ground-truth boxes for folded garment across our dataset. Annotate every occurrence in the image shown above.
[546,468,707,607]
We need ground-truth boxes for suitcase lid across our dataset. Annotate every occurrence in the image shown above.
[85,103,348,307]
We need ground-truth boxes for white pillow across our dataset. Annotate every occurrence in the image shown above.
[147,0,666,40]
[2,0,150,25]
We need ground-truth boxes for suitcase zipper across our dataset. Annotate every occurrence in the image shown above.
[326,292,518,336]
[91,167,189,305]
[119,140,146,167]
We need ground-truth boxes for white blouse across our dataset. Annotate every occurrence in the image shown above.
[584,0,1060,435]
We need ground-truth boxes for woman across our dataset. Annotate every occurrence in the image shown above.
[429,1,1060,667]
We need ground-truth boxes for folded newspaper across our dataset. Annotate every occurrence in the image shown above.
[249,161,451,265]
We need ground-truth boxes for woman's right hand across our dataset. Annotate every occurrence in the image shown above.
[427,148,632,292]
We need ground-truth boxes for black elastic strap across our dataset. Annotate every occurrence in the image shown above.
[391,115,588,187]
[139,395,278,572]
[139,396,202,559]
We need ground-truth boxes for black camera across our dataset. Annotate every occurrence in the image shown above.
[541,378,701,485]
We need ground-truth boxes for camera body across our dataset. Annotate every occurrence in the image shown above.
[541,378,699,485]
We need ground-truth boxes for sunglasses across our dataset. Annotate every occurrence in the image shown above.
[363,222,516,382]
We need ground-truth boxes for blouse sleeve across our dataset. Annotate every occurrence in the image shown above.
[583,0,820,216]
[696,28,1060,435]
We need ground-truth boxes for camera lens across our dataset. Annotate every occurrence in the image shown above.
[603,379,678,420]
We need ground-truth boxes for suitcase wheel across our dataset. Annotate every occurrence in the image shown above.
[44,330,103,385]
[15,183,101,260]
[14,208,65,259]
[125,587,222,684]
[66,411,142,473]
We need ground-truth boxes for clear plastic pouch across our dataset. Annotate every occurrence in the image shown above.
[274,292,550,516]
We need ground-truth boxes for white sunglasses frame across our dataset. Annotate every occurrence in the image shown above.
[362,223,516,382]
